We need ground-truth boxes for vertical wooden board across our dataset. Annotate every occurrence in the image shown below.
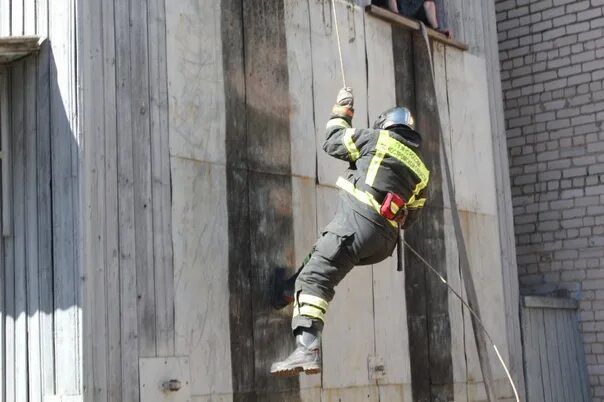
[243,0,291,176]
[365,14,395,124]
[317,186,376,389]
[544,310,564,402]
[171,158,233,396]
[129,0,157,358]
[292,176,321,392]
[285,0,317,179]
[11,60,28,402]
[0,66,10,402]
[1,69,11,238]
[309,0,368,186]
[364,13,411,388]
[322,385,379,402]
[79,0,108,398]
[11,0,24,35]
[35,38,55,398]
[559,311,581,402]
[0,0,9,35]
[446,0,464,43]
[569,312,591,402]
[555,311,573,402]
[534,309,553,402]
[0,211,3,402]
[49,0,80,395]
[372,255,411,386]
[165,0,225,164]
[98,0,121,398]
[458,212,508,382]
[24,0,35,34]
[147,0,175,358]
[114,0,138,399]
[25,57,43,402]
[445,49,497,217]
[299,387,322,402]
[247,171,300,396]
[521,308,544,402]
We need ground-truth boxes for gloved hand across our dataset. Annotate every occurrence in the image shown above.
[336,87,354,108]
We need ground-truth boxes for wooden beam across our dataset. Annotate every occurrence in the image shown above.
[0,36,44,64]
[365,5,468,51]
[523,296,579,310]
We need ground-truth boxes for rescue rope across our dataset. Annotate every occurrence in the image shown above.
[403,240,520,402]
[331,0,347,87]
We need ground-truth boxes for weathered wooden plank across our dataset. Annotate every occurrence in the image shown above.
[364,12,411,389]
[100,0,121,399]
[318,186,376,390]
[559,311,582,402]
[481,0,525,395]
[147,0,174,358]
[520,309,540,402]
[11,59,29,402]
[534,309,553,402]
[24,55,43,402]
[1,68,10,238]
[4,218,15,402]
[220,1,253,400]
[309,0,368,186]
[79,0,108,399]
[35,34,55,398]
[49,0,80,394]
[291,176,322,393]
[570,311,591,402]
[322,385,379,402]
[523,296,579,310]
[285,0,316,178]
[11,0,24,35]
[129,0,157,358]
[556,311,574,402]
[24,0,36,35]
[37,0,49,37]
[0,0,9,35]
[408,31,453,402]
[172,158,233,397]
[544,309,564,402]
[0,65,9,402]
[114,0,139,396]
[166,0,225,164]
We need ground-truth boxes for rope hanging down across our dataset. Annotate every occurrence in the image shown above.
[331,0,347,87]
[327,4,519,400]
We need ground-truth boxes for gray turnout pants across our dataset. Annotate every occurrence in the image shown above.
[292,195,398,332]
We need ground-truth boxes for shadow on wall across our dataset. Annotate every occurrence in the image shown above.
[1,41,81,397]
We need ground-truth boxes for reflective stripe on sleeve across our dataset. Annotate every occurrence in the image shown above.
[343,128,360,161]
[299,294,329,311]
[326,117,351,129]
[293,305,326,321]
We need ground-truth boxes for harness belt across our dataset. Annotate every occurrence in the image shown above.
[336,177,399,228]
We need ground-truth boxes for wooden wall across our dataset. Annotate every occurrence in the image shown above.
[521,297,591,402]
[78,0,174,401]
[0,0,81,401]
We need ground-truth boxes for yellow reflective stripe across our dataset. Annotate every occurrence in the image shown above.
[366,148,386,186]
[336,177,398,228]
[299,294,329,311]
[407,197,426,208]
[326,117,351,129]
[379,132,430,188]
[343,129,360,161]
[293,305,326,321]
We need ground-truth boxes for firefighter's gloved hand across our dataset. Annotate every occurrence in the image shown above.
[336,87,354,108]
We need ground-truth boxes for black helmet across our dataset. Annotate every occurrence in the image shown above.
[373,106,416,131]
[373,107,421,149]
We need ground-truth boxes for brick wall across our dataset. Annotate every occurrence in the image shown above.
[495,0,604,399]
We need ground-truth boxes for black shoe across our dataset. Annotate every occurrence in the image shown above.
[269,267,295,310]
[270,331,321,377]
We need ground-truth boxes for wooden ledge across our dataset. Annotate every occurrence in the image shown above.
[365,5,468,51]
[522,296,579,310]
[0,36,45,64]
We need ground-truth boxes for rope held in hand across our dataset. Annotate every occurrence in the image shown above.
[331,0,347,87]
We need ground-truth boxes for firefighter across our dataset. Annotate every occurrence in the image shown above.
[270,87,430,376]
